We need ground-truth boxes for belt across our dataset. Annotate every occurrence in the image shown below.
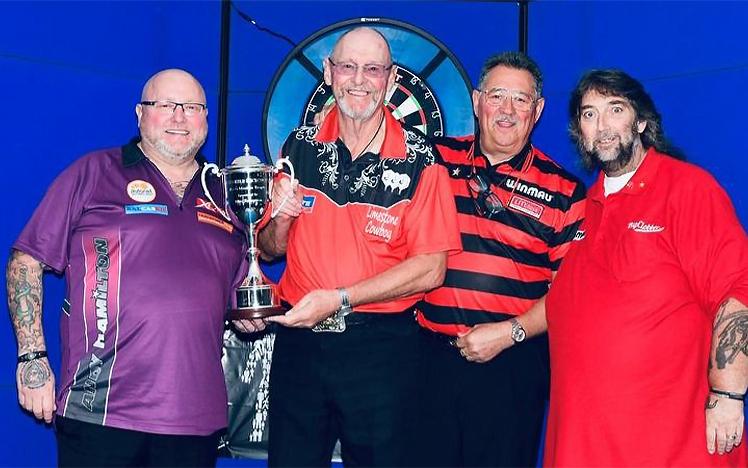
[281,301,416,330]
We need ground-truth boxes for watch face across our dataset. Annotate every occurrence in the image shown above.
[511,321,526,342]
[263,17,474,162]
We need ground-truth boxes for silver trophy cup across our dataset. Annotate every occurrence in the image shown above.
[201,145,295,319]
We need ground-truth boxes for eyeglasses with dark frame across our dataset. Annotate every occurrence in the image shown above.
[467,172,504,218]
[479,87,539,112]
[328,57,393,79]
[140,100,207,117]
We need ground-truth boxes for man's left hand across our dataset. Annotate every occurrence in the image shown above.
[267,289,340,328]
[706,395,744,455]
[455,321,514,363]
[231,318,268,334]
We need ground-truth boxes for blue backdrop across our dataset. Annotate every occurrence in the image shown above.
[2,1,746,465]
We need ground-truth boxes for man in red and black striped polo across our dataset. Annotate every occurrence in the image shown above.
[415,52,586,467]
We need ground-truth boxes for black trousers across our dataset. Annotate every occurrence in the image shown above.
[268,312,419,467]
[56,416,220,467]
[415,328,550,467]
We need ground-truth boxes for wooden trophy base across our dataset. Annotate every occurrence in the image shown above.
[227,305,286,320]
[228,284,286,320]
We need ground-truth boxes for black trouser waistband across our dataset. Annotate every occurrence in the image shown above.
[419,326,458,348]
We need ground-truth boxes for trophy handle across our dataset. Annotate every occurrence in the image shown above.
[270,157,296,218]
[200,163,232,221]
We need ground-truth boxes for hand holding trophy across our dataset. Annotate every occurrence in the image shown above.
[201,145,294,319]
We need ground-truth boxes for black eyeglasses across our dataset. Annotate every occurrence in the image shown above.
[140,100,207,117]
[467,172,504,218]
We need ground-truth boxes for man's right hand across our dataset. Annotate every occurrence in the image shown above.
[16,357,56,423]
[272,177,302,220]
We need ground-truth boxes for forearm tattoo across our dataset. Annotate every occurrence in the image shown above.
[6,251,45,352]
[714,301,748,370]
[20,360,51,389]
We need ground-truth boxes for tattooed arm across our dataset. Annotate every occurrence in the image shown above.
[705,297,748,455]
[6,249,56,423]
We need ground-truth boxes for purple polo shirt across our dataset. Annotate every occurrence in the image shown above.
[14,139,246,435]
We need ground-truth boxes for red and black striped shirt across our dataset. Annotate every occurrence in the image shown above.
[417,135,586,336]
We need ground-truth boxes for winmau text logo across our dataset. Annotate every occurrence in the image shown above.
[505,179,554,203]
[627,220,665,233]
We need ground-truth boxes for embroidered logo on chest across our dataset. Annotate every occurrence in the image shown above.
[381,169,411,194]
[195,197,221,215]
[505,179,554,203]
[126,180,156,203]
[197,212,234,234]
[508,195,544,220]
[627,220,665,233]
[364,207,400,242]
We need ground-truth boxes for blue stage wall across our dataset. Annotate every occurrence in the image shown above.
[1,1,746,466]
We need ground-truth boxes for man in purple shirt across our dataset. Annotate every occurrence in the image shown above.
[6,69,259,466]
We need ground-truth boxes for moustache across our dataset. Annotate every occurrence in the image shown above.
[494,115,516,125]
[594,132,619,144]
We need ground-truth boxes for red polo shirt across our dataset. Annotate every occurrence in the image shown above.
[418,135,586,336]
[277,107,461,313]
[545,148,748,466]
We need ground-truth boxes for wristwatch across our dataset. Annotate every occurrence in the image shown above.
[337,288,353,317]
[509,318,526,343]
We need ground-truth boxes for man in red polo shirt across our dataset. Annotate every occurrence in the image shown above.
[258,27,460,466]
[544,69,748,466]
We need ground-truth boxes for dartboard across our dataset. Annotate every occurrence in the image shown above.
[263,17,474,162]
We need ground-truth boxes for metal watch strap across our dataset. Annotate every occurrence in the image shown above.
[509,317,526,343]
[312,288,353,333]
[337,288,353,316]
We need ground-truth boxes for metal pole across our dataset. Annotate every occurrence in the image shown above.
[518,0,529,53]
[217,0,231,167]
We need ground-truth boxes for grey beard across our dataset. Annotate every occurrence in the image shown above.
[145,135,204,164]
[336,94,379,121]
[581,137,636,175]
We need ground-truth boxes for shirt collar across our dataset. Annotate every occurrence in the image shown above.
[472,133,534,174]
[121,137,208,168]
[589,146,661,202]
[315,105,407,159]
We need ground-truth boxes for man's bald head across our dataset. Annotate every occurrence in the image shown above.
[140,69,206,103]
[136,69,208,164]
[324,27,395,122]
[330,27,392,65]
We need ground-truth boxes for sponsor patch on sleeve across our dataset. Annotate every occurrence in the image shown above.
[508,195,544,220]
[197,211,234,233]
[302,195,316,213]
[124,204,168,216]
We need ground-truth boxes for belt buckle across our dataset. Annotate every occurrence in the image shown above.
[312,313,346,333]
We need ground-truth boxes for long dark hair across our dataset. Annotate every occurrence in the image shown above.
[569,69,685,168]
